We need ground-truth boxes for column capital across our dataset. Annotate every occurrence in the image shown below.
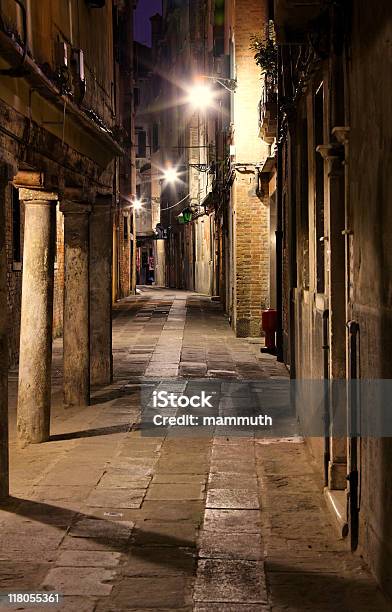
[332,126,350,146]
[60,200,92,215]
[316,143,345,178]
[316,143,344,162]
[19,188,59,203]
[13,171,45,189]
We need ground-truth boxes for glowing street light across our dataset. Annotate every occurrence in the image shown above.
[133,198,143,211]
[187,81,216,110]
[162,166,180,183]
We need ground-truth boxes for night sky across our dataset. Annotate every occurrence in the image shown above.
[134,0,163,46]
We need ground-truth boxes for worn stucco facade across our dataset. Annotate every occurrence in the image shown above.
[0,0,135,477]
[275,0,392,598]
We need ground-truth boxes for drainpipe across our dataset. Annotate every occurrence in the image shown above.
[322,309,330,486]
[347,319,359,551]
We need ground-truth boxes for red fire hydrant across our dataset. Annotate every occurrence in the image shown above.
[261,309,277,352]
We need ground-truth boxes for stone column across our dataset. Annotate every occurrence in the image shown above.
[17,189,57,445]
[0,165,13,498]
[317,142,347,490]
[61,201,91,407]
[90,195,113,386]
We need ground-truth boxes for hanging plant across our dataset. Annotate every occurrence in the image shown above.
[250,26,277,79]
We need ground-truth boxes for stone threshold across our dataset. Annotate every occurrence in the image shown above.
[324,487,349,539]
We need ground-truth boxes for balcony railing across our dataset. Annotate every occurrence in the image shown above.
[259,73,278,144]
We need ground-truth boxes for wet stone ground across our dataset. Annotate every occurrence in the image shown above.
[1,288,390,611]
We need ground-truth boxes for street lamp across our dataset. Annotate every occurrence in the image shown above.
[162,166,181,184]
[204,75,237,92]
[186,77,237,110]
[133,198,143,211]
[187,81,216,110]
[195,75,237,93]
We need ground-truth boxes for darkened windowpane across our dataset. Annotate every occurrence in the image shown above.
[152,123,159,152]
[134,88,140,108]
[136,129,147,158]
[214,0,225,56]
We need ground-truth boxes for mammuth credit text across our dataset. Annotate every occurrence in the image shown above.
[202,415,273,427]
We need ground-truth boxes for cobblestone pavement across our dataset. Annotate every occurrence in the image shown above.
[1,288,390,611]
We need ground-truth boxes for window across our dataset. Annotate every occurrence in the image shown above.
[123,216,129,240]
[136,128,147,158]
[134,88,140,108]
[12,186,21,263]
[214,0,225,56]
[152,123,159,153]
[314,83,325,294]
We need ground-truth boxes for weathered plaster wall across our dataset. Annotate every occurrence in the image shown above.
[0,0,120,365]
[348,0,392,597]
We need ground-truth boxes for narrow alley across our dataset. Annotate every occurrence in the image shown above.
[1,1,392,609]
[1,289,389,611]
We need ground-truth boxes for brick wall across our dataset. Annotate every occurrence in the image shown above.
[234,176,269,337]
[232,0,270,337]
[118,213,131,297]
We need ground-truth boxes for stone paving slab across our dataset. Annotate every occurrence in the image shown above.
[207,472,258,490]
[205,488,259,509]
[41,567,116,596]
[137,500,205,523]
[85,488,146,509]
[55,550,122,568]
[122,547,196,576]
[198,531,264,560]
[131,521,199,548]
[68,517,134,540]
[105,576,194,609]
[202,509,262,533]
[194,559,268,604]
[145,483,205,501]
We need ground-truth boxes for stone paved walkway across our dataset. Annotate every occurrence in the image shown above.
[1,288,390,611]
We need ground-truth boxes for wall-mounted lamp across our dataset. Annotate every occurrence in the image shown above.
[162,166,181,184]
[133,198,143,211]
[200,75,237,93]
